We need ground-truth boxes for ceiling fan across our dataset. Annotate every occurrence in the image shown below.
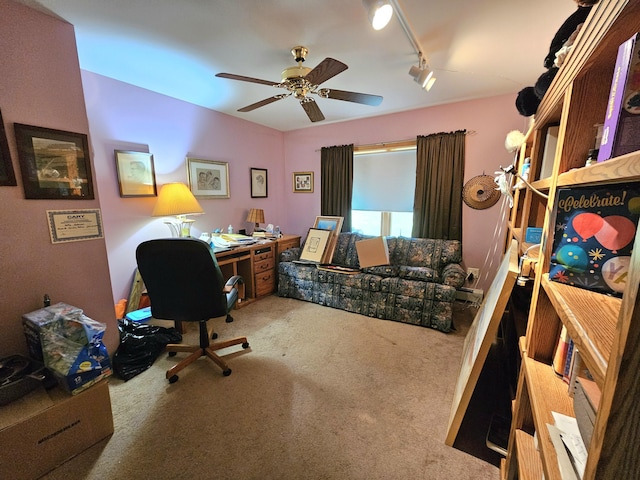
[215,46,383,123]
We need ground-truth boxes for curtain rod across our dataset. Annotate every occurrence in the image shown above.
[315,131,476,153]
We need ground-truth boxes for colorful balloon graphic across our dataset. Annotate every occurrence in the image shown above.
[594,215,636,253]
[602,256,631,293]
[572,212,604,241]
[554,244,589,272]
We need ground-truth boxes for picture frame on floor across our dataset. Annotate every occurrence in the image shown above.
[14,123,94,199]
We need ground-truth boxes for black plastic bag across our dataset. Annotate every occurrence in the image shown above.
[113,319,182,381]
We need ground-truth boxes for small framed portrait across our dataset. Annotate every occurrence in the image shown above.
[187,157,230,198]
[0,110,16,186]
[250,167,268,198]
[115,150,157,197]
[14,123,94,199]
[293,171,313,193]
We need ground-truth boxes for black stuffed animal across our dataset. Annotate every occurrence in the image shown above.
[516,2,599,117]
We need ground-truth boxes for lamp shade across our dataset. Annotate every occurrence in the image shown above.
[246,208,265,225]
[152,183,204,217]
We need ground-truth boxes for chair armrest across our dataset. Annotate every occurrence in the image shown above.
[442,263,467,288]
[223,275,244,293]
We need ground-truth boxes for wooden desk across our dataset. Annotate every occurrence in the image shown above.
[215,235,300,307]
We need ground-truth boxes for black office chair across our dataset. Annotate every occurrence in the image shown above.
[135,238,249,383]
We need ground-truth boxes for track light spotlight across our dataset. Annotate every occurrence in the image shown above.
[363,0,393,30]
[408,64,436,91]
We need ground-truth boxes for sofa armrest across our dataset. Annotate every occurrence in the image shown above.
[441,263,466,288]
[280,247,301,263]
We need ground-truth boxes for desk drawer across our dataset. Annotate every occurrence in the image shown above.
[254,247,274,262]
[254,256,274,273]
[255,271,275,296]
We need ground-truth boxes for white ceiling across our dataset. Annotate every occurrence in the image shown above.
[18,0,577,132]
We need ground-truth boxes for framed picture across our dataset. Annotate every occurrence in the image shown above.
[0,110,16,186]
[250,167,268,198]
[115,150,157,197]
[313,215,344,233]
[313,215,344,263]
[293,171,313,193]
[187,157,230,198]
[14,123,94,199]
[299,227,332,263]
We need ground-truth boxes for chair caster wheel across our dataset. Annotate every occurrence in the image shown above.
[226,315,234,323]
[223,369,232,376]
[211,332,218,339]
[168,375,179,383]
[168,351,177,357]
[242,342,249,349]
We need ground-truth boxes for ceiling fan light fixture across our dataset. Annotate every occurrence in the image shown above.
[363,0,393,30]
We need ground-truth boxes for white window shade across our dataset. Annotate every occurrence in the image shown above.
[352,150,416,211]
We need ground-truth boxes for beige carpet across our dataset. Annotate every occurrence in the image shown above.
[41,296,498,480]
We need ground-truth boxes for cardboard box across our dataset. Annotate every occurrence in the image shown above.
[0,380,113,480]
[355,236,390,268]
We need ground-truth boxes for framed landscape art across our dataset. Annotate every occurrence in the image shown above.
[14,123,94,199]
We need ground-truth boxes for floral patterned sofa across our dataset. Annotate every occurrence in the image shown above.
[278,232,467,332]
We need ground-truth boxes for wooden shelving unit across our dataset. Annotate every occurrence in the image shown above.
[502,1,640,479]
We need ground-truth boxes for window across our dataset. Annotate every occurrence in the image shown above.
[351,149,416,236]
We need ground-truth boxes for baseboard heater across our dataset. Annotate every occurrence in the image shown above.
[456,287,483,304]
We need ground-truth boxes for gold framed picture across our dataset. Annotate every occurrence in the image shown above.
[293,171,313,193]
[186,157,230,198]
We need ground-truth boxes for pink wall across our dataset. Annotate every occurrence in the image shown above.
[81,72,285,302]
[84,65,527,298]
[282,97,529,290]
[0,0,118,356]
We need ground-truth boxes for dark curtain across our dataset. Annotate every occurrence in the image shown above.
[320,144,354,232]
[412,130,465,240]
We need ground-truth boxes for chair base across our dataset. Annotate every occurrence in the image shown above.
[164,321,249,382]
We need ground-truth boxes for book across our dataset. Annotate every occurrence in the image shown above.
[549,184,640,297]
[597,33,640,161]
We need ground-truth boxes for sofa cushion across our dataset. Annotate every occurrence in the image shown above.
[332,232,370,267]
[361,265,398,278]
[389,237,462,270]
[398,265,439,283]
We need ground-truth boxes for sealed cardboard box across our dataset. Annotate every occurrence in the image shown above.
[356,236,390,268]
[0,380,113,480]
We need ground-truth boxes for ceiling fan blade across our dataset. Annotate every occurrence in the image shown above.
[301,99,325,122]
[216,72,278,87]
[304,58,348,86]
[238,95,285,112]
[325,89,383,106]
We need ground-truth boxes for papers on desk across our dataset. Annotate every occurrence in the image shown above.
[547,412,588,479]
[210,234,256,248]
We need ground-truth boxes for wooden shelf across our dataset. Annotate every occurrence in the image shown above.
[515,430,544,480]
[523,356,575,480]
[541,274,619,387]
[498,2,640,478]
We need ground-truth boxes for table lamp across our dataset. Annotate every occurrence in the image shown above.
[246,208,265,232]
[152,182,204,237]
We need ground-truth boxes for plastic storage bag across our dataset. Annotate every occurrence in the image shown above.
[113,319,182,381]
